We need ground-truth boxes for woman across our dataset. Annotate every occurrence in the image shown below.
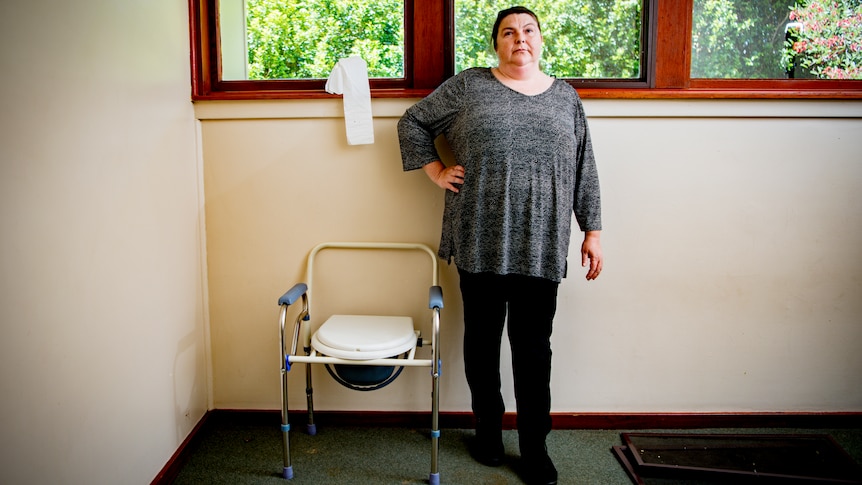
[398,6,602,485]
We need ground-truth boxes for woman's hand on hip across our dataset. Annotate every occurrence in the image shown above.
[423,161,464,193]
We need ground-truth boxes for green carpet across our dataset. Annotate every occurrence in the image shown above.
[172,413,862,485]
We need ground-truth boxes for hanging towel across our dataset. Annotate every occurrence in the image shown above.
[325,56,374,145]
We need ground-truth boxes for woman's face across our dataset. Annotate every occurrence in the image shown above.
[494,13,543,68]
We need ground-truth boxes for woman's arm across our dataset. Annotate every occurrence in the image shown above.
[397,71,468,172]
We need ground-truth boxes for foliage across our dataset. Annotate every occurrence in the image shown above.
[246,0,403,79]
[692,0,862,79]
[691,0,795,78]
[782,0,862,79]
[454,0,643,78]
[245,0,643,80]
[243,0,861,81]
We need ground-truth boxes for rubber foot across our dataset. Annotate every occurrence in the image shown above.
[306,423,317,436]
[429,472,440,485]
[282,466,294,479]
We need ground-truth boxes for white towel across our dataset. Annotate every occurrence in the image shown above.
[325,56,374,145]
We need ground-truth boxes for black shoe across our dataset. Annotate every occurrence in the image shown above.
[469,435,504,467]
[521,450,557,485]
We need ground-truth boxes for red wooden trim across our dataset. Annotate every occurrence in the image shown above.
[188,0,209,98]
[575,88,862,99]
[189,0,862,100]
[412,0,447,89]
[150,410,213,485]
[192,87,862,100]
[690,78,862,91]
[654,0,692,89]
[200,409,862,430]
[551,412,862,430]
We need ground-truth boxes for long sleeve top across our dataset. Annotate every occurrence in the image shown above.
[398,68,601,282]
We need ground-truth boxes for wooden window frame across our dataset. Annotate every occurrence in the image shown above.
[189,0,862,100]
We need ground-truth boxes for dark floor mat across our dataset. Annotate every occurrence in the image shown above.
[613,433,862,484]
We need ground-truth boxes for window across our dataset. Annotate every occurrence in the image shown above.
[691,1,801,79]
[189,0,862,99]
[221,0,405,81]
[197,0,418,93]
[691,0,862,80]
[454,1,647,80]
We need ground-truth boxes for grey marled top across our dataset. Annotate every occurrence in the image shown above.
[398,68,601,282]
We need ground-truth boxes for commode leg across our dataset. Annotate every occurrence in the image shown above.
[304,348,317,435]
[281,364,294,479]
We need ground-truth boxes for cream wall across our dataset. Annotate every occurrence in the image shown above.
[199,99,862,414]
[7,0,857,483]
[0,1,207,483]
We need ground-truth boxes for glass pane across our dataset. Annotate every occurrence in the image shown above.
[691,0,862,80]
[454,1,644,79]
[222,0,404,80]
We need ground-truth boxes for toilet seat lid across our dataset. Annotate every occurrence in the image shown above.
[311,315,416,360]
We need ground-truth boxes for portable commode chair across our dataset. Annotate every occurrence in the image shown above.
[277,242,443,483]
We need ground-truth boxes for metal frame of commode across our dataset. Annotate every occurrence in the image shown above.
[277,242,444,484]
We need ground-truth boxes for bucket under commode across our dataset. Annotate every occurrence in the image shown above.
[311,315,417,388]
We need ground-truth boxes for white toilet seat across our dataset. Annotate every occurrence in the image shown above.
[311,315,416,360]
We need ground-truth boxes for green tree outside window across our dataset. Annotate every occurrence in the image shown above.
[692,0,862,79]
[241,0,861,81]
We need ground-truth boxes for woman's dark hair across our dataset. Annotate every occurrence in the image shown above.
[491,6,542,50]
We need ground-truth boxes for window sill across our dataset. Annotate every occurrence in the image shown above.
[577,88,862,100]
[193,97,862,121]
[193,87,862,102]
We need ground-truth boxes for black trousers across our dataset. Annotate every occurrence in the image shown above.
[458,268,559,454]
